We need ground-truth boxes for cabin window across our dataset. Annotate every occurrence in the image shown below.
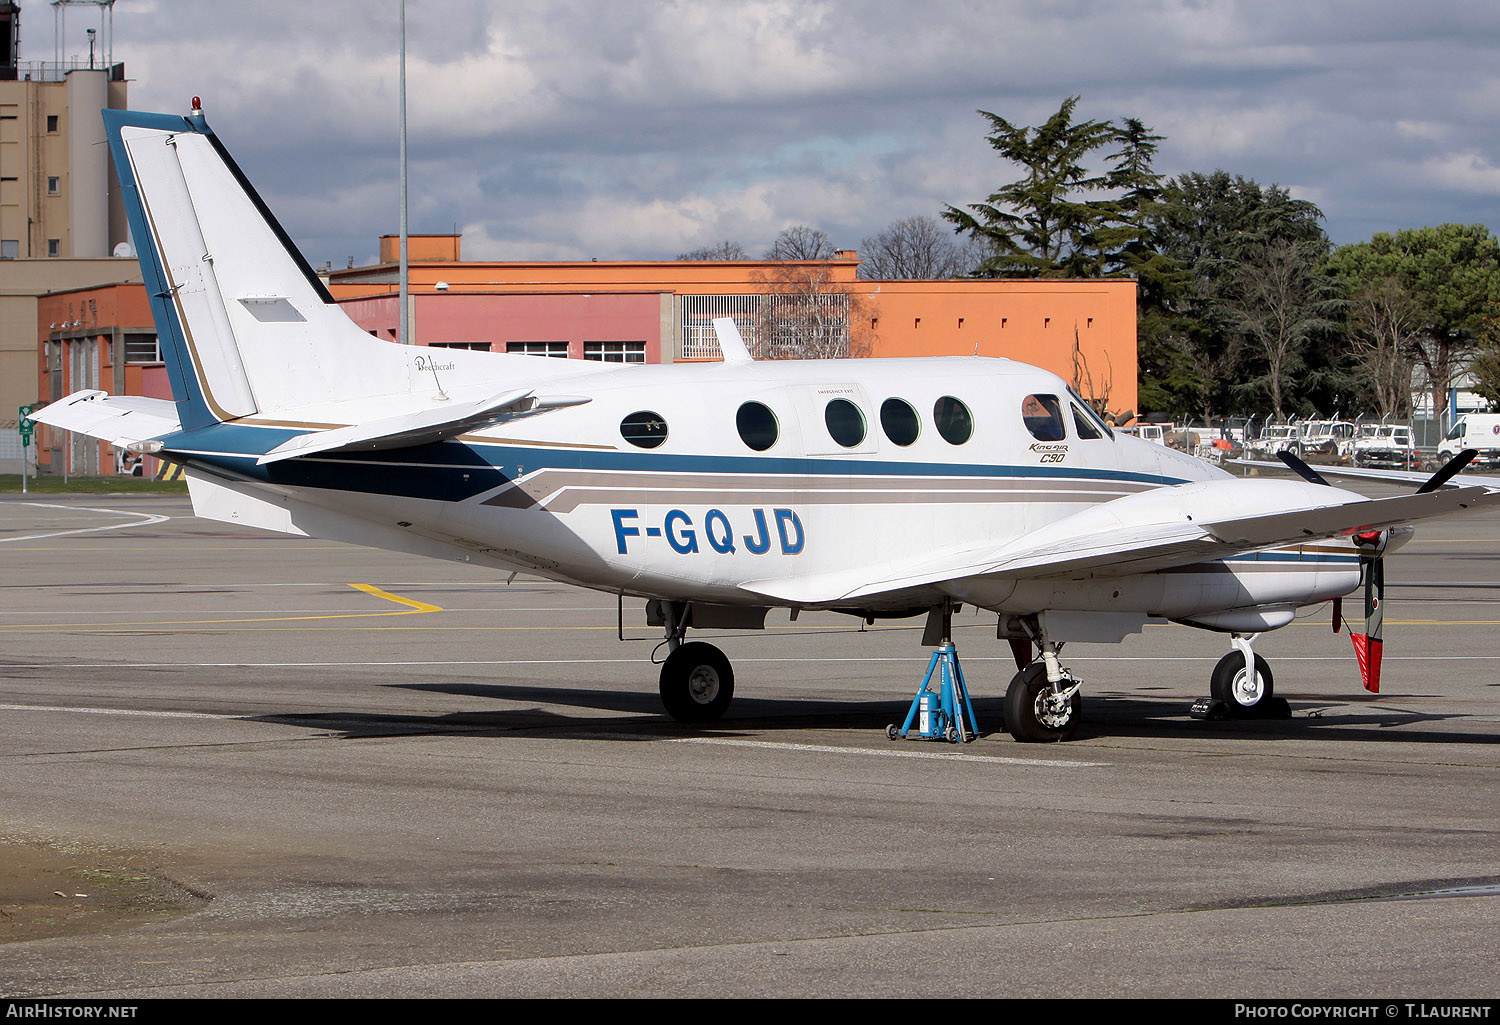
[736,401,779,452]
[933,396,973,445]
[1021,394,1066,441]
[824,398,866,448]
[620,410,668,449]
[880,397,920,446]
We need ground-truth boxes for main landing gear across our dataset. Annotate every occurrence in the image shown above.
[653,601,734,723]
[1004,622,1084,743]
[1191,633,1290,720]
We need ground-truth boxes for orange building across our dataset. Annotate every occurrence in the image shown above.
[330,237,1139,416]
[35,280,166,476]
[33,242,1139,475]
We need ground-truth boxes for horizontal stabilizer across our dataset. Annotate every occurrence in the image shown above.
[256,390,589,464]
[27,390,182,446]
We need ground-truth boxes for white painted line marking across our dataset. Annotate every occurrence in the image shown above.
[0,702,240,721]
[5,655,1500,670]
[660,736,1105,767]
[0,707,1103,766]
[0,503,169,542]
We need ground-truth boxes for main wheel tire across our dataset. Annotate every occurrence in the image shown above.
[1210,651,1274,714]
[1004,663,1081,743]
[659,641,734,723]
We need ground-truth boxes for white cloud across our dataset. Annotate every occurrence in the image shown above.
[39,0,1500,265]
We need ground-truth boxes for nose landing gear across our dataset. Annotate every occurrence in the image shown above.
[1192,634,1291,720]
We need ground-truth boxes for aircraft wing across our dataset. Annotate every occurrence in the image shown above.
[256,390,588,464]
[27,390,182,447]
[1234,458,1500,492]
[743,479,1499,606]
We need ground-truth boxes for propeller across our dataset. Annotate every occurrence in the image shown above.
[1277,448,1479,693]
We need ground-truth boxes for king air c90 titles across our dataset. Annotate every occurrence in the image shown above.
[33,103,1500,740]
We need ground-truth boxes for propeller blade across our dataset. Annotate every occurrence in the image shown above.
[1349,554,1385,693]
[1416,449,1477,494]
[1277,450,1333,486]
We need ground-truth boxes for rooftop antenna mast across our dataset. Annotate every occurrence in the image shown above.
[398,0,409,347]
[51,0,113,68]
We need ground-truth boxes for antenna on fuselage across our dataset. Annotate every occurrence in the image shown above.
[711,318,754,363]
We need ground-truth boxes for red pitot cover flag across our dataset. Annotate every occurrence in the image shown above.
[1350,633,1382,693]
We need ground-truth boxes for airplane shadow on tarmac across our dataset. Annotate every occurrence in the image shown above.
[240,681,1498,748]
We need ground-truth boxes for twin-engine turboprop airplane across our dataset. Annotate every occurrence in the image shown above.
[32,106,1500,741]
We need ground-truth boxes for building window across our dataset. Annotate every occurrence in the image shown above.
[47,177,60,195]
[46,115,59,133]
[680,295,761,360]
[506,341,568,358]
[124,333,161,364]
[429,341,491,352]
[47,239,60,257]
[0,240,17,260]
[584,340,646,363]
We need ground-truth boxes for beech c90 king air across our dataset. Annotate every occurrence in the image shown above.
[33,106,1500,741]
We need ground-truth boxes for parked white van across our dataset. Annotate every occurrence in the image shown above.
[1439,413,1500,468]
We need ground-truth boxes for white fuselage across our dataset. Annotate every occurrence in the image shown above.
[179,353,1365,627]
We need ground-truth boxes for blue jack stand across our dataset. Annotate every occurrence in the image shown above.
[887,640,980,744]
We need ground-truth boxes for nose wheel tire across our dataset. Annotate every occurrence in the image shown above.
[659,641,734,722]
[1210,651,1274,714]
[1004,663,1081,743]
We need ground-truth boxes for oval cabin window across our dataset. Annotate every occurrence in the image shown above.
[880,398,920,446]
[933,396,974,445]
[824,398,867,448]
[736,401,780,452]
[620,410,669,449]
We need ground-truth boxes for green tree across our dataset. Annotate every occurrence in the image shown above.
[1325,225,1500,422]
[1140,172,1333,418]
[943,96,1120,278]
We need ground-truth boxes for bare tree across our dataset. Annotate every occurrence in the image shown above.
[750,263,873,359]
[1347,276,1419,419]
[858,215,980,279]
[677,240,748,261]
[1071,324,1115,419]
[1214,240,1343,420]
[764,225,835,261]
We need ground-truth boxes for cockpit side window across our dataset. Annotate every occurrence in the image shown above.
[1066,385,1113,438]
[1022,393,1066,442]
[1071,404,1103,440]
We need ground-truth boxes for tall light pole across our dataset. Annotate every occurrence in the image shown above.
[398,0,409,345]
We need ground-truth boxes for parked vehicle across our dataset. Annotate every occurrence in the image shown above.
[1438,413,1500,469]
[1244,424,1298,460]
[1351,423,1419,469]
[1293,420,1357,463]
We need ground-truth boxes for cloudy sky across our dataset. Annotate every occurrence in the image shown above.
[31,0,1500,268]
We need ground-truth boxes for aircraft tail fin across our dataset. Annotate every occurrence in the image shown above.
[105,109,418,430]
